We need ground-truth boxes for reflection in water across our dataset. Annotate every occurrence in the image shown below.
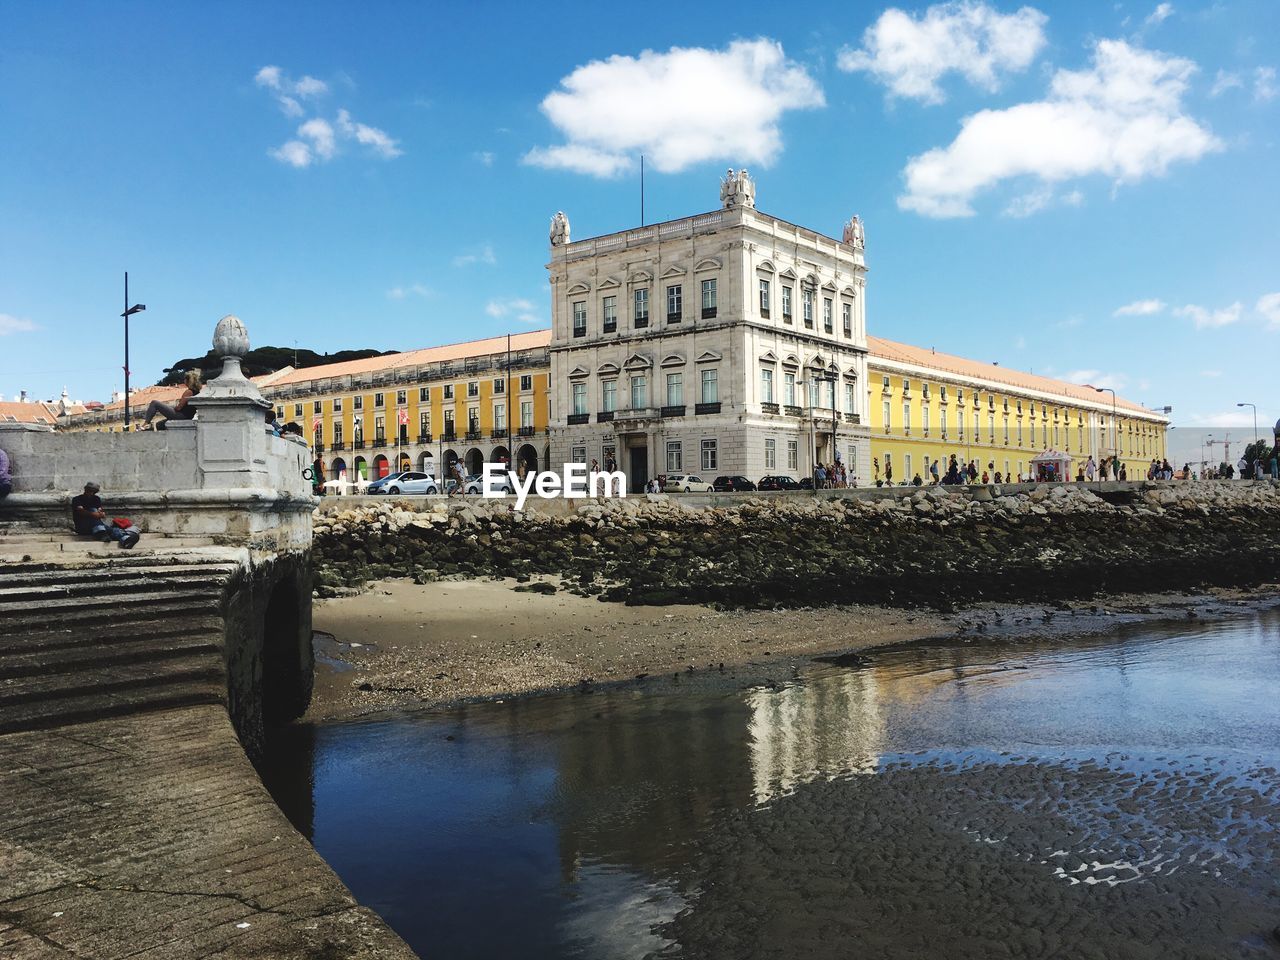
[263,608,1280,960]
[747,669,883,803]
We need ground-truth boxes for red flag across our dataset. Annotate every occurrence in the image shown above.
[312,416,321,431]
[398,408,409,426]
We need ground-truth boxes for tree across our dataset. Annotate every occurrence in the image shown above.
[157,345,397,385]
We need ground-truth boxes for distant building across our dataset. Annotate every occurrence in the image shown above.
[546,171,872,490]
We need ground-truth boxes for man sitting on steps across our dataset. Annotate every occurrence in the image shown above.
[71,482,140,549]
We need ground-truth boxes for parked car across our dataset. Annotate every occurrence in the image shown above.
[713,475,757,492]
[757,475,801,491]
[662,474,714,493]
[464,472,515,495]
[366,471,408,495]
[383,471,442,495]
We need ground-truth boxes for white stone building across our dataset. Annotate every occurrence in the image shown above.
[547,172,871,491]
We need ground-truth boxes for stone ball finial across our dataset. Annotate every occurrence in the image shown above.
[213,315,250,359]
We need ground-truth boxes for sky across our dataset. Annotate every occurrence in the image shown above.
[1,0,1275,461]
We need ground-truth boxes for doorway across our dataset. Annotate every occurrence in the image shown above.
[629,446,648,493]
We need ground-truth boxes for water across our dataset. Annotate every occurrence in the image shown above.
[262,610,1280,959]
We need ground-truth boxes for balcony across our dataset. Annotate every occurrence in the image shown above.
[314,443,325,453]
[782,313,793,324]
[353,440,365,449]
[702,307,717,319]
[573,326,586,338]
[442,431,456,442]
[695,402,721,415]
[597,411,614,422]
[666,313,681,324]
[603,320,617,334]
[660,405,686,418]
[373,438,386,448]
[331,442,346,451]
[490,429,507,439]
[612,407,660,424]
[634,316,649,328]
[416,434,430,444]
[761,401,780,415]
[844,412,861,424]
[760,308,770,319]
[784,405,803,417]
[465,430,482,441]
[567,413,590,426]
[517,426,536,437]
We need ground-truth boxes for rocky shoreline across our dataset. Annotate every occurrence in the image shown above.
[313,482,1280,610]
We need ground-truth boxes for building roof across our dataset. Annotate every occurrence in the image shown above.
[867,336,1160,417]
[0,400,62,425]
[265,330,553,387]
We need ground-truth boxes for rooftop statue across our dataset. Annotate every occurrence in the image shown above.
[842,215,866,249]
[550,211,571,246]
[720,168,756,209]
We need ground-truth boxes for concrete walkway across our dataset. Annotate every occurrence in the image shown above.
[0,705,416,959]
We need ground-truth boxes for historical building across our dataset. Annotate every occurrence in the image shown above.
[546,171,872,490]
[866,337,1169,483]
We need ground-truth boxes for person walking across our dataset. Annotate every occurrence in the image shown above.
[1270,450,1278,480]
[929,459,940,485]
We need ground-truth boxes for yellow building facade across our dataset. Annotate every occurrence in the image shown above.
[263,331,553,480]
[865,336,1168,484]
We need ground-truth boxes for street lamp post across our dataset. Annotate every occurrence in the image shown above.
[120,272,146,429]
[1092,386,1117,477]
[1237,403,1258,450]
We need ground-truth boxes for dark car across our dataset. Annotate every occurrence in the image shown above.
[713,475,757,492]
[798,477,815,490]
[758,475,801,491]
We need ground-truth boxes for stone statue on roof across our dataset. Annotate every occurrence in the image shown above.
[843,215,865,249]
[720,169,755,209]
[550,211,570,246]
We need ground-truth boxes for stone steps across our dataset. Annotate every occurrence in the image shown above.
[0,682,225,735]
[0,616,224,654]
[0,633,221,680]
[0,589,221,624]
[0,572,235,604]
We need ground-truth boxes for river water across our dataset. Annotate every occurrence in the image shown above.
[263,610,1280,959]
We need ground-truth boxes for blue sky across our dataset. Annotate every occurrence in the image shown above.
[1,0,1275,454]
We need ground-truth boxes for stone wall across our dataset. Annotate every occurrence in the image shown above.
[312,481,1280,609]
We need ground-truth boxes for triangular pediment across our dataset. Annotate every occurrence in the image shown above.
[779,267,798,280]
[623,352,652,370]
[842,285,856,297]
[695,350,722,364]
[598,276,622,290]
[629,270,652,283]
[759,350,778,363]
[661,265,685,279]
[821,280,837,292]
[568,365,590,379]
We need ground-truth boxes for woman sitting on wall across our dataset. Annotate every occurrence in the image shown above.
[139,370,202,430]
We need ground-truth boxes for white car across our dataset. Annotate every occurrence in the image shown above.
[464,472,515,495]
[663,474,714,493]
[383,471,442,495]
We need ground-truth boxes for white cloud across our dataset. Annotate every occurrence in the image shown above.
[486,298,543,325]
[298,118,336,160]
[255,65,328,116]
[1209,69,1242,96]
[1114,298,1166,316]
[1183,410,1256,428]
[1144,3,1174,28]
[1062,368,1127,390]
[1255,66,1278,102]
[1256,292,1280,328]
[837,2,1047,103]
[452,245,497,268]
[269,140,313,168]
[336,109,402,159]
[524,38,823,177]
[0,313,37,335]
[898,39,1222,217]
[474,151,495,167]
[387,284,432,300]
[1174,301,1242,328]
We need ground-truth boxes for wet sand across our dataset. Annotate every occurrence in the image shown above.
[307,577,1276,721]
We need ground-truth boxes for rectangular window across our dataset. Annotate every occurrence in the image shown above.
[572,300,587,338]
[842,302,852,336]
[313,400,322,414]
[1004,418,1010,444]
[442,385,453,400]
[520,374,532,392]
[701,278,717,318]
[276,405,284,419]
[419,411,429,437]
[630,374,647,409]
[572,383,587,416]
[883,400,891,433]
[399,420,409,444]
[293,403,303,417]
[782,286,792,322]
[375,415,385,441]
[989,415,996,443]
[333,421,343,446]
[353,417,364,443]
[785,372,796,406]
[494,403,506,431]
[845,382,856,414]
[602,295,617,333]
[666,284,682,322]
[760,367,774,404]
[665,372,683,407]
[332,397,342,412]
[903,379,911,394]
[700,368,718,404]
[520,401,533,428]
[444,410,455,435]
[939,386,947,403]
[759,279,770,316]
[571,444,587,464]
[376,393,387,408]
[765,438,776,469]
[922,402,930,434]
[467,381,479,398]
[396,390,407,405]
[823,297,833,334]
[602,379,617,412]
[903,402,911,433]
[802,288,814,328]
[882,375,891,390]
[787,440,799,470]
[666,441,683,473]
[905,454,912,480]
[493,378,505,394]
[701,439,718,471]
[634,288,649,327]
